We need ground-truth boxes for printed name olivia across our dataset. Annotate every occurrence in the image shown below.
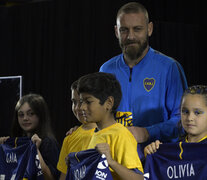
[167,163,195,179]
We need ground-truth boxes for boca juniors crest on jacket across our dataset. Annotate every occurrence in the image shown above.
[100,47,188,142]
[66,148,113,180]
[0,137,43,180]
[144,142,207,180]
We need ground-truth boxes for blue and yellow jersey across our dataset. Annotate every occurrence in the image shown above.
[115,111,133,127]
[66,149,113,180]
[144,139,207,179]
[0,137,43,179]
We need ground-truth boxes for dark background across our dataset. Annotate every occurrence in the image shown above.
[0,0,205,145]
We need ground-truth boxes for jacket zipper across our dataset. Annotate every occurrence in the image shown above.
[129,68,133,82]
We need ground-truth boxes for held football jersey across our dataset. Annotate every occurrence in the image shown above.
[66,148,113,180]
[144,142,207,180]
[0,137,44,180]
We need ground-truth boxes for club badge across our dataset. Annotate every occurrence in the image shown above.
[143,78,155,92]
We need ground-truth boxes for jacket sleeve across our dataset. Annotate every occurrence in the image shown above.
[146,61,188,142]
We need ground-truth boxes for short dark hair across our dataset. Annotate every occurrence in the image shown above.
[71,80,78,91]
[117,2,149,23]
[77,72,122,114]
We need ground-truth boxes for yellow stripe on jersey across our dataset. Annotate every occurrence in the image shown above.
[115,111,133,127]
[75,152,80,162]
[185,135,207,143]
[179,142,183,160]
[198,135,207,142]
[14,137,18,148]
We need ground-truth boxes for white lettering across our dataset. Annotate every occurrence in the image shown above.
[167,163,195,179]
[186,164,189,177]
[190,164,195,176]
[73,165,86,180]
[0,174,16,180]
[179,163,186,177]
[35,154,41,169]
[95,170,108,179]
[0,175,5,180]
[173,165,178,178]
[10,174,16,180]
[167,166,173,179]
[6,153,17,163]
[37,170,43,176]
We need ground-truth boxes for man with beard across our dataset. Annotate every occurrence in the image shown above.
[99,2,188,146]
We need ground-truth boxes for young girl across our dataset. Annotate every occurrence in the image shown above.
[0,93,60,180]
[144,85,207,155]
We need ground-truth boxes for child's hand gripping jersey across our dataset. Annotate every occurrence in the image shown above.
[0,137,44,180]
[144,142,207,180]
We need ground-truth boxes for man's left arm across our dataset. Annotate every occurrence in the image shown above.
[129,62,188,143]
[147,61,188,142]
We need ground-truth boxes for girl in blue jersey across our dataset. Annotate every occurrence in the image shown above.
[144,85,207,155]
[0,94,60,180]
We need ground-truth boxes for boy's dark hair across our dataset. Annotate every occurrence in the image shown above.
[77,72,122,114]
[71,80,78,91]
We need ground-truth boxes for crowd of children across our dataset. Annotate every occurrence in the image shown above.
[1,72,207,179]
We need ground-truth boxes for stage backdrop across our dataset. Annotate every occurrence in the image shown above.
[0,0,205,144]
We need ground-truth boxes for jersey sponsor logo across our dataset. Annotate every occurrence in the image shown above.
[143,78,155,92]
[68,149,113,180]
[97,154,108,170]
[35,154,41,169]
[95,170,108,180]
[95,154,109,180]
[143,173,150,179]
[35,154,43,176]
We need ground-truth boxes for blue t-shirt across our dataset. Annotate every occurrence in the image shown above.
[0,137,44,180]
[100,47,188,142]
[144,142,207,180]
[66,148,113,180]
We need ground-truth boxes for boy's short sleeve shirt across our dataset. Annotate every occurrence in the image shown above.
[57,125,95,174]
[87,123,143,179]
